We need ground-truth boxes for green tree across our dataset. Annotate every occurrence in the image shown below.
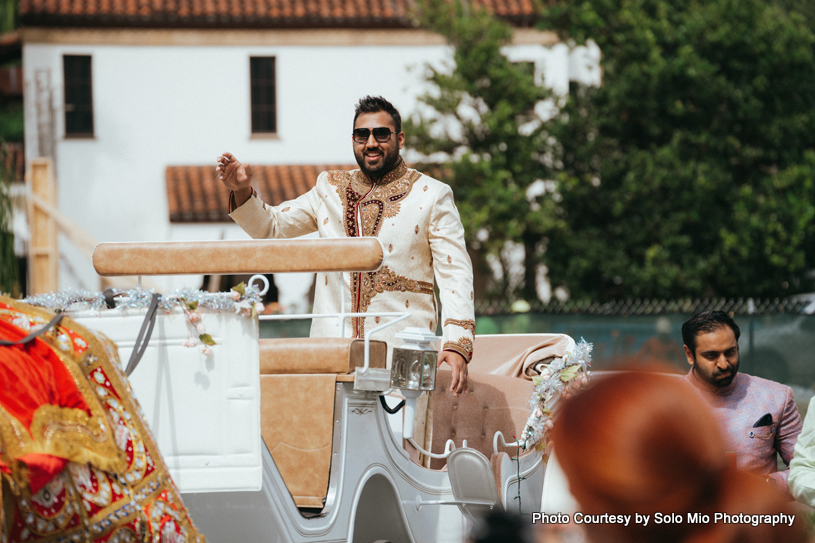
[543,0,815,299]
[406,0,565,302]
[0,143,19,295]
[0,0,15,33]
[0,0,22,144]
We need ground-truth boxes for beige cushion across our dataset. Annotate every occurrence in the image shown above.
[260,374,336,508]
[260,338,387,374]
[425,370,536,470]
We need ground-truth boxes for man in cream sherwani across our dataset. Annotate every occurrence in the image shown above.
[217,96,474,396]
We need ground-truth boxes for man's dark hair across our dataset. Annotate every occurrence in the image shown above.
[681,310,741,354]
[354,95,402,134]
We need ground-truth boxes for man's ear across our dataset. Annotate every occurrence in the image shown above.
[683,345,695,367]
[398,131,405,149]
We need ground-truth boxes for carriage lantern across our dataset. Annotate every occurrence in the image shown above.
[390,327,438,440]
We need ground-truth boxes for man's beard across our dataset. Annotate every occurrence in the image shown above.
[355,148,400,180]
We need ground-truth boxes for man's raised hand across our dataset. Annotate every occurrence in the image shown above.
[217,152,254,206]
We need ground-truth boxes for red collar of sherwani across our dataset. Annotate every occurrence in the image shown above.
[356,157,408,187]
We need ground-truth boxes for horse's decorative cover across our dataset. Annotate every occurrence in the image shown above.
[0,297,204,543]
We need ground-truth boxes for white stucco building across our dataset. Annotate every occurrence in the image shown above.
[18,0,599,305]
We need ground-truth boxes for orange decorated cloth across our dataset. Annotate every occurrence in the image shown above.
[0,318,92,428]
[0,297,205,543]
[0,318,99,493]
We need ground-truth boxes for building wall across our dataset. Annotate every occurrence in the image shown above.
[21,28,598,293]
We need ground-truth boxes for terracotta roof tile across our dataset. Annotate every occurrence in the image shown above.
[166,163,354,222]
[20,0,541,28]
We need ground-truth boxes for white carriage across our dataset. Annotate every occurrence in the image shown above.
[66,237,574,543]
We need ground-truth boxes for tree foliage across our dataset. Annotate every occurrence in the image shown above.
[0,0,16,33]
[544,0,815,299]
[0,143,19,295]
[406,0,564,301]
[411,0,815,302]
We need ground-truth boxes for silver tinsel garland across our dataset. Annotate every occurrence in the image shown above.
[519,339,592,450]
[22,286,263,313]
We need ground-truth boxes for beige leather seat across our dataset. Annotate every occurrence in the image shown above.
[410,334,571,505]
[259,338,386,509]
[424,370,535,471]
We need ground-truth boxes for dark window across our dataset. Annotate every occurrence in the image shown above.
[250,57,277,134]
[63,55,94,137]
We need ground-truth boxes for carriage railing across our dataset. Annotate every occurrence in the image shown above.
[92,237,410,381]
[92,239,525,464]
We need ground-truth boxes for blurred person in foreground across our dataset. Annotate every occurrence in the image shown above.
[790,395,815,506]
[216,95,474,395]
[682,311,802,498]
[466,510,534,543]
[551,370,807,543]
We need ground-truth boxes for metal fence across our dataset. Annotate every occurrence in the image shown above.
[260,297,815,413]
[475,297,813,316]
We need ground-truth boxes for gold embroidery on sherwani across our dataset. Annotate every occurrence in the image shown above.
[327,161,426,336]
[351,266,434,338]
[327,159,420,238]
[443,337,474,363]
[444,319,476,333]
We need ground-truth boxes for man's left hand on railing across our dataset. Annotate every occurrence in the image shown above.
[438,351,468,397]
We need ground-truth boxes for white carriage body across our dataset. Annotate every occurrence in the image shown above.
[67,239,576,542]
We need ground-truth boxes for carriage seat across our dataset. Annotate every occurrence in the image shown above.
[259,338,387,509]
[410,334,573,508]
[425,370,535,471]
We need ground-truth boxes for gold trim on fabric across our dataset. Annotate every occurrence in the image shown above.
[0,308,126,476]
[351,266,434,338]
[0,297,205,543]
[443,319,476,334]
[327,162,421,238]
[443,337,474,363]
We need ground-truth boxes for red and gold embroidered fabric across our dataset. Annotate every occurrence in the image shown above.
[350,266,434,338]
[443,337,474,363]
[327,159,421,238]
[0,298,204,543]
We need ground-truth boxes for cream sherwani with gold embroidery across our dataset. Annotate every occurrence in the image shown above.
[229,160,476,362]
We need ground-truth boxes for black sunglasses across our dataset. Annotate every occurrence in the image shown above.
[353,127,395,144]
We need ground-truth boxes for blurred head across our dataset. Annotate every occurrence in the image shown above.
[551,370,805,543]
[682,311,740,387]
[466,510,534,543]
